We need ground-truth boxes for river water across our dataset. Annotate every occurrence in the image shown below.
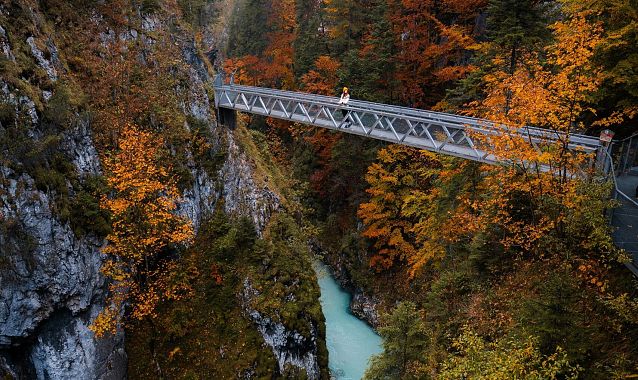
[314,261,383,380]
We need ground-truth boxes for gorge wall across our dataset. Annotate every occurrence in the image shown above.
[0,1,325,378]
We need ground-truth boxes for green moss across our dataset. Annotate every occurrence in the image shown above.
[233,122,297,207]
[0,100,15,127]
[188,115,227,181]
[126,209,279,379]
[141,0,162,13]
[0,96,109,237]
[126,207,329,379]
[42,80,87,130]
[69,175,112,238]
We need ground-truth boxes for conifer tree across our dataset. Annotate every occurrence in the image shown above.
[486,0,553,74]
[364,302,430,380]
[226,0,272,57]
[445,0,553,110]
[293,0,328,78]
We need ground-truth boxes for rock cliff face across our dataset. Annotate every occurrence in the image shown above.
[350,291,381,328]
[0,153,126,380]
[0,8,127,376]
[242,280,321,380]
[221,131,281,235]
[0,2,323,379]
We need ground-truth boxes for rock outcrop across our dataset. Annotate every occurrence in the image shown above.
[242,280,322,379]
[0,135,126,379]
[221,131,281,235]
[0,2,294,379]
[0,14,127,375]
[350,291,381,328]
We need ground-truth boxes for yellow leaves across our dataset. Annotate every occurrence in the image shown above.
[168,347,181,361]
[444,11,608,256]
[92,124,194,338]
[469,11,603,138]
[593,105,638,127]
[90,305,119,338]
[359,145,443,271]
[575,259,610,294]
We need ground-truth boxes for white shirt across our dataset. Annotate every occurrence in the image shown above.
[338,93,350,105]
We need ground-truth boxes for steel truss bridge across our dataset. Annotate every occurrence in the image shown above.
[213,75,601,166]
[212,75,638,276]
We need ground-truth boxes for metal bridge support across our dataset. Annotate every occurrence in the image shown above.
[218,107,236,129]
[211,75,601,167]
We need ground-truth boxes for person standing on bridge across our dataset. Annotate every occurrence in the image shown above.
[338,87,351,128]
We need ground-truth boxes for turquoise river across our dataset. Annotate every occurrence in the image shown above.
[314,261,383,380]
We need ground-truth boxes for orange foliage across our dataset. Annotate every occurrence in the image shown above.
[226,0,297,89]
[263,0,297,88]
[359,13,611,277]
[358,145,442,271]
[388,0,480,106]
[300,56,341,95]
[300,56,343,195]
[92,125,194,337]
[450,12,605,252]
[86,33,188,150]
[223,56,267,86]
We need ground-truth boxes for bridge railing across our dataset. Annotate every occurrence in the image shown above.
[604,151,638,276]
[213,74,601,169]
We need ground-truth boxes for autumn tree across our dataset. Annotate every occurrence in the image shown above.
[439,328,579,379]
[390,0,482,107]
[92,125,194,337]
[358,145,441,270]
[293,0,329,77]
[323,0,374,55]
[223,55,267,86]
[447,11,616,258]
[261,0,297,88]
[486,0,552,76]
[444,0,550,110]
[562,0,638,135]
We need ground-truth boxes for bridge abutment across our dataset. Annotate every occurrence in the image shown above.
[218,107,237,129]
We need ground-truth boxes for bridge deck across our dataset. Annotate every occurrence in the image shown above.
[213,83,600,166]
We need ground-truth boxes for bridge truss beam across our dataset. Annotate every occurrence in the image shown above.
[213,80,601,166]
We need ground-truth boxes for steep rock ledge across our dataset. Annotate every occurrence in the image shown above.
[221,130,280,235]
[0,2,315,378]
[0,159,126,379]
[0,6,128,374]
[242,279,321,379]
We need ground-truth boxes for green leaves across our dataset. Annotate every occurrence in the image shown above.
[440,328,579,380]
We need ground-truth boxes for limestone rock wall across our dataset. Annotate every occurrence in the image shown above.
[0,2,304,379]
